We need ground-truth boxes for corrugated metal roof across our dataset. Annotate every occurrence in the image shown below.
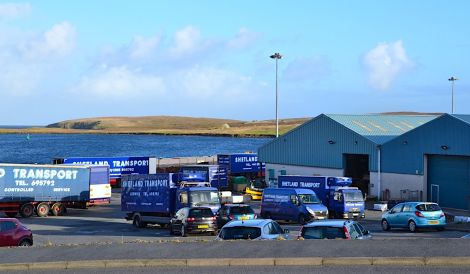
[325,114,439,144]
[452,114,470,125]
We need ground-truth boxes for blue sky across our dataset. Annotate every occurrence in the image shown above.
[0,1,469,125]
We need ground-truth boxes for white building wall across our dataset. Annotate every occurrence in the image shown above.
[265,163,343,187]
[370,172,425,201]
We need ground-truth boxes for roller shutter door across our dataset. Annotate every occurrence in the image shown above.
[427,155,470,210]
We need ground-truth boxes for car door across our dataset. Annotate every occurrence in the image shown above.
[388,204,404,227]
[0,221,18,246]
[398,203,413,227]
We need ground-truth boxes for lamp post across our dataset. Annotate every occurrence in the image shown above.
[270,52,282,137]
[448,76,458,114]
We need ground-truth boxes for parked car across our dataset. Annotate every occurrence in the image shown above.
[381,202,446,232]
[216,219,289,240]
[298,219,371,240]
[216,204,256,228]
[0,218,33,247]
[169,207,217,237]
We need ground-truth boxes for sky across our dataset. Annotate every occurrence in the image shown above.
[0,1,469,125]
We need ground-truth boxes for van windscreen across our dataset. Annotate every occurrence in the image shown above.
[298,194,320,204]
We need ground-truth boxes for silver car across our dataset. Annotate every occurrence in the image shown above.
[298,219,371,240]
[215,219,289,240]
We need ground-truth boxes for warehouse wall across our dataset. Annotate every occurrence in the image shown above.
[370,172,424,201]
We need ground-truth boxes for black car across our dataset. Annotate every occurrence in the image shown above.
[169,207,217,237]
[216,204,257,228]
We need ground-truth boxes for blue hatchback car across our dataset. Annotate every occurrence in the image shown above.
[381,202,446,232]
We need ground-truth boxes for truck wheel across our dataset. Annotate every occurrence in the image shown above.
[5,212,17,218]
[298,214,307,225]
[36,203,50,217]
[51,203,65,216]
[133,215,146,228]
[20,204,34,218]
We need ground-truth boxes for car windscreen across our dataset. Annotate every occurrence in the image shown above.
[302,226,346,239]
[219,226,261,240]
[189,208,214,218]
[230,206,254,215]
[343,191,364,202]
[416,203,441,212]
[190,191,220,206]
[298,194,320,204]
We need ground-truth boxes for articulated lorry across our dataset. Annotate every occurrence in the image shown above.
[53,156,157,187]
[278,175,366,219]
[122,173,221,228]
[0,163,111,218]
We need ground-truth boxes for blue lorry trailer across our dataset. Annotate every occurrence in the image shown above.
[0,163,110,218]
[260,188,329,224]
[217,153,265,174]
[121,173,221,228]
[53,156,157,187]
[278,175,366,219]
[179,165,228,189]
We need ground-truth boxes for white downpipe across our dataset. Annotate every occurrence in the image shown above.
[377,146,381,200]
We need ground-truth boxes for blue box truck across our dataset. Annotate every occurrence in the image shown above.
[53,156,157,187]
[260,188,329,224]
[121,173,221,228]
[278,175,366,219]
[0,163,110,218]
[179,165,228,189]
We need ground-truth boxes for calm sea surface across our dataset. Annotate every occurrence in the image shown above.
[0,134,271,164]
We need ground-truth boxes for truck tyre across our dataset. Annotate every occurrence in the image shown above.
[51,203,65,216]
[5,212,17,218]
[20,204,34,218]
[36,203,50,217]
[298,214,307,225]
[133,215,146,228]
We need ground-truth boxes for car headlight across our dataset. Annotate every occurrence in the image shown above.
[306,207,315,216]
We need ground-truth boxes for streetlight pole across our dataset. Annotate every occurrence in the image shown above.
[448,76,458,114]
[270,52,282,137]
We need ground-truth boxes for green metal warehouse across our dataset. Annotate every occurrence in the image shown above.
[258,113,470,210]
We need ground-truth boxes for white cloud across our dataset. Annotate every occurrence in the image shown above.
[74,66,166,98]
[169,26,204,57]
[227,28,259,50]
[363,40,412,90]
[0,3,31,19]
[129,35,160,59]
[20,21,76,60]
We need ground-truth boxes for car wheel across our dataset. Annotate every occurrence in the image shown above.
[381,219,391,231]
[20,203,34,218]
[181,225,187,237]
[408,220,417,232]
[18,239,32,247]
[298,214,307,225]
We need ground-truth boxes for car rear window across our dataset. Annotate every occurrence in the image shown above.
[219,226,262,240]
[302,226,346,239]
[230,206,254,214]
[189,208,214,218]
[416,204,441,212]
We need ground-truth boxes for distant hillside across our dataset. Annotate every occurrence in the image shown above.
[44,116,311,137]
